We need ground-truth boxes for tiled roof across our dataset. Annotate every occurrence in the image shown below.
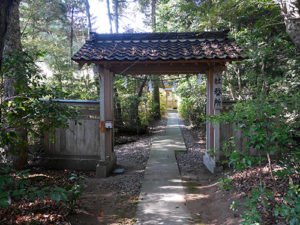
[72,31,243,62]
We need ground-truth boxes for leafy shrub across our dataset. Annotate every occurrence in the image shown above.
[211,92,299,169]
[0,166,86,210]
[275,184,300,225]
[176,76,206,127]
[0,51,78,167]
[218,176,232,191]
[212,93,299,224]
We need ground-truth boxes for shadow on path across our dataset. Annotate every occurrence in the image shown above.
[135,112,191,225]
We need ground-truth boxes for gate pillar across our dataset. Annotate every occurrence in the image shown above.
[204,67,223,173]
[96,66,116,177]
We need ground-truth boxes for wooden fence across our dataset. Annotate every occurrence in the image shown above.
[42,100,101,170]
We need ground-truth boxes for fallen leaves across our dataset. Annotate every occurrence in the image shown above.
[229,163,300,225]
[0,167,91,225]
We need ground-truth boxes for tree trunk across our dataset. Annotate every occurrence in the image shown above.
[70,6,74,65]
[106,0,113,33]
[151,0,156,31]
[3,0,28,170]
[135,77,147,133]
[114,0,119,33]
[114,87,123,128]
[278,0,300,51]
[0,0,14,158]
[0,0,14,70]
[85,0,92,38]
[152,75,161,120]
[3,0,21,97]
[150,0,160,120]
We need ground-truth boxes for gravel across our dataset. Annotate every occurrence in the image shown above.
[97,119,167,197]
[176,119,209,178]
[95,117,207,195]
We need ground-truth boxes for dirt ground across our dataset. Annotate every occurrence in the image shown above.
[68,175,139,225]
[183,176,243,225]
[69,117,243,225]
[68,120,166,225]
[177,119,243,225]
[3,117,294,225]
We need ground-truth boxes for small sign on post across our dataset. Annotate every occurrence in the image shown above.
[213,72,222,110]
[100,121,105,132]
[105,121,113,129]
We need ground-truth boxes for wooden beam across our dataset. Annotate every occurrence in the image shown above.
[214,65,227,72]
[109,62,210,75]
[74,58,242,67]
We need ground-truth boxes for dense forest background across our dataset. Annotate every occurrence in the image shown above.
[0,0,299,224]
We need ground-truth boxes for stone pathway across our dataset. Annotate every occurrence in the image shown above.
[135,112,191,225]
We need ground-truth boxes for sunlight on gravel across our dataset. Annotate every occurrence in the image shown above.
[97,120,167,197]
[176,119,208,177]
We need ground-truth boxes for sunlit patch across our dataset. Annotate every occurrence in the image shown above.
[161,194,185,202]
[186,193,210,200]
[28,173,52,179]
[169,179,183,183]
[159,185,185,190]
[197,182,218,190]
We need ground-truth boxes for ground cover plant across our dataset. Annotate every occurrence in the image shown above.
[0,50,83,224]
[215,94,299,225]
[0,167,87,224]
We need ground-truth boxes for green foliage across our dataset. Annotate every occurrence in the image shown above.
[20,0,95,98]
[210,93,299,224]
[157,0,283,32]
[230,201,240,212]
[221,137,258,170]
[219,93,299,167]
[148,92,166,120]
[176,76,206,127]
[114,75,168,134]
[275,184,300,225]
[206,148,216,158]
[218,176,232,191]
[159,90,166,117]
[156,1,299,224]
[215,94,299,224]
[0,50,79,163]
[241,188,263,225]
[0,167,29,207]
[0,165,86,210]
[63,174,87,210]
[241,186,275,225]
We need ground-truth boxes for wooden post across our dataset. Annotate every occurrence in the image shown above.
[96,66,116,178]
[99,69,105,161]
[205,67,214,152]
[213,70,222,162]
[203,66,223,173]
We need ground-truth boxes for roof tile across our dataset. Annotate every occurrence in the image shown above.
[72,31,243,62]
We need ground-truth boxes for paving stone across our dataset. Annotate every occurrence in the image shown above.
[135,112,191,225]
